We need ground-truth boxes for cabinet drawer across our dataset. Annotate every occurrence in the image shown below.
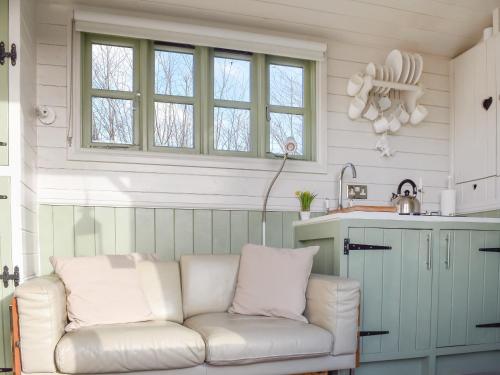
[456,177,496,212]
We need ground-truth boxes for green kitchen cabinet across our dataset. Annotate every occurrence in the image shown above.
[295,213,500,375]
[437,230,500,347]
[348,228,433,357]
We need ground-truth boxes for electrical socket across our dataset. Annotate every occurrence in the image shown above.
[347,184,368,200]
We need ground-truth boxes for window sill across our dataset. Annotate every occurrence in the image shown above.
[67,145,329,174]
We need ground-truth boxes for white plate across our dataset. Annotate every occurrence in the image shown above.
[400,53,411,84]
[376,65,384,94]
[406,54,416,84]
[385,49,403,83]
[382,66,392,95]
[412,53,423,84]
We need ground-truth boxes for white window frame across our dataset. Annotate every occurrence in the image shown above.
[67,11,328,175]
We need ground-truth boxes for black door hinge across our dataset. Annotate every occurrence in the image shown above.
[360,330,389,337]
[1,266,19,288]
[478,248,500,252]
[476,322,500,328]
[0,42,16,66]
[344,238,392,255]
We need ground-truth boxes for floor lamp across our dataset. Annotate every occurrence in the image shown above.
[262,137,298,246]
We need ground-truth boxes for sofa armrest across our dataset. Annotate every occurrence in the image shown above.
[304,274,360,356]
[14,275,67,373]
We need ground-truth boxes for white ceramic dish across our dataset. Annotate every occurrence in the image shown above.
[385,49,403,83]
[406,54,416,84]
[400,53,411,84]
[412,53,423,84]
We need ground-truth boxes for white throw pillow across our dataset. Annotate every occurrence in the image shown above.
[50,254,156,331]
[229,243,319,322]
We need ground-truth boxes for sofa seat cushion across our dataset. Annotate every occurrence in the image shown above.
[55,321,205,374]
[184,312,333,365]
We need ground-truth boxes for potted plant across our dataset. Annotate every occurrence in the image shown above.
[295,191,317,220]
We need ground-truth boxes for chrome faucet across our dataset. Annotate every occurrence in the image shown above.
[338,163,357,209]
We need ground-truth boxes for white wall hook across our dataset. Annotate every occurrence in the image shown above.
[37,106,56,125]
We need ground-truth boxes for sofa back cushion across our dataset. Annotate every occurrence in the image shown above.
[137,260,183,323]
[229,243,319,322]
[180,254,240,319]
[50,254,155,331]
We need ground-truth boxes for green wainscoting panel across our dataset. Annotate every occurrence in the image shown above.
[0,177,12,368]
[39,205,299,274]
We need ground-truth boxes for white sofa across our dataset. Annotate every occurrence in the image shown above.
[14,254,360,375]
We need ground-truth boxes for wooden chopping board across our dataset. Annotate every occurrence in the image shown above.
[328,205,397,214]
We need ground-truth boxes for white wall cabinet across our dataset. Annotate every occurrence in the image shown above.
[453,38,496,184]
[452,36,499,213]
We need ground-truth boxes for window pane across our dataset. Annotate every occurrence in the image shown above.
[91,97,133,144]
[92,44,133,91]
[269,112,303,155]
[214,57,250,102]
[155,50,194,97]
[154,102,194,148]
[269,64,303,107]
[214,107,251,152]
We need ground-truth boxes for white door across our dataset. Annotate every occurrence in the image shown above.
[0,0,16,371]
[453,38,496,183]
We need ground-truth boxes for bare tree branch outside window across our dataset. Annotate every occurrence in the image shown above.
[91,43,134,144]
[213,57,251,152]
[154,50,194,148]
[269,64,304,155]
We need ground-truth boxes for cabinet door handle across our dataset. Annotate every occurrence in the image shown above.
[426,233,432,270]
[445,232,451,269]
[483,96,493,110]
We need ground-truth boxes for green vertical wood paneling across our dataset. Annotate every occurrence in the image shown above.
[248,211,262,245]
[193,210,212,255]
[450,231,469,346]
[39,205,54,274]
[467,231,486,345]
[399,230,419,353]
[282,212,299,248]
[230,211,248,254]
[212,210,230,254]
[416,230,432,350]
[94,207,116,254]
[481,231,499,344]
[380,229,402,354]
[362,228,384,354]
[39,206,298,273]
[0,177,12,366]
[52,206,75,257]
[155,209,175,260]
[115,207,135,254]
[266,211,283,247]
[437,230,453,347]
[135,208,155,253]
[174,210,194,259]
[74,206,95,256]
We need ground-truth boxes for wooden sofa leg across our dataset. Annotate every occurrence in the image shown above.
[10,297,21,375]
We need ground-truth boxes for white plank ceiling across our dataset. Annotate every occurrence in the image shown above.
[51,0,500,57]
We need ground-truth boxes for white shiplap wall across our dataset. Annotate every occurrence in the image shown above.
[19,0,38,278]
[35,2,450,213]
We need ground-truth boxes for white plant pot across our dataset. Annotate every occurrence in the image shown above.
[300,211,311,220]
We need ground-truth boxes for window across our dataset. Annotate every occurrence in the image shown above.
[81,33,316,160]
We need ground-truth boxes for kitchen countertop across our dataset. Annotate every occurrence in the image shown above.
[293,211,500,226]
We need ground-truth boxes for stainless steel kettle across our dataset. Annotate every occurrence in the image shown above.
[391,179,421,215]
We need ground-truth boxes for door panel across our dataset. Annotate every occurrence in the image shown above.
[0,0,8,165]
[437,230,500,347]
[347,228,433,357]
[0,177,13,368]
